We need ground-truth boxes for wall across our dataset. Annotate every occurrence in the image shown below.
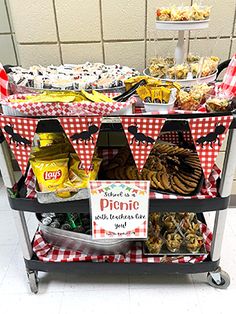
[0,0,18,65]
[1,0,235,71]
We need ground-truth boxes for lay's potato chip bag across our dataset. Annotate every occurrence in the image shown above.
[30,142,74,160]
[30,158,69,192]
[66,154,102,189]
[38,132,66,147]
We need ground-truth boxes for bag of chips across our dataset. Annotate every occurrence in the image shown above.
[30,142,74,160]
[38,132,66,147]
[66,153,102,189]
[30,158,69,193]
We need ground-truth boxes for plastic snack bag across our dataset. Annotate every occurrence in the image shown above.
[30,158,69,193]
[66,153,102,189]
[38,132,66,147]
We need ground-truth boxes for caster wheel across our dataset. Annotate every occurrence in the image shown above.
[27,271,39,294]
[207,269,230,289]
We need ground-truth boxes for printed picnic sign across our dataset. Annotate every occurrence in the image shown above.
[89,181,150,239]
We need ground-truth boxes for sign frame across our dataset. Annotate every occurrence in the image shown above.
[89,180,150,240]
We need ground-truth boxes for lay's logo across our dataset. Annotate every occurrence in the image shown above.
[44,170,62,181]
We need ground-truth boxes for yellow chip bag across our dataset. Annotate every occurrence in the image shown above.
[39,139,54,147]
[30,153,68,162]
[30,142,74,160]
[38,132,69,147]
[151,88,162,103]
[56,190,71,198]
[30,158,69,192]
[161,87,171,103]
[90,158,102,180]
[39,132,65,141]
[66,154,102,189]
[136,86,152,102]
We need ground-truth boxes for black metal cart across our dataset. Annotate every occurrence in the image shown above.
[0,113,236,293]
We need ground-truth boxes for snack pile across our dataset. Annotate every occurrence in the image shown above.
[145,212,205,254]
[125,76,180,103]
[9,62,139,91]
[9,90,114,104]
[190,56,220,78]
[148,55,219,80]
[206,97,231,112]
[104,142,203,196]
[30,132,102,198]
[156,4,211,21]
[176,83,213,111]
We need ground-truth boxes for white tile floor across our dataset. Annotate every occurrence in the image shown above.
[0,177,236,314]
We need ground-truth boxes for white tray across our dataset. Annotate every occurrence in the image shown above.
[143,88,177,113]
[9,81,126,94]
[143,68,217,87]
[156,19,209,31]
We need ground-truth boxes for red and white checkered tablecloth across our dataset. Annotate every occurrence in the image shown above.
[93,221,147,239]
[25,167,37,198]
[0,63,8,99]
[134,104,207,115]
[158,131,193,145]
[33,222,211,264]
[0,93,136,116]
[220,53,236,96]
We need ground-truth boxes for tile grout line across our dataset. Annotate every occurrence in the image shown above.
[0,32,14,35]
[99,0,105,63]
[16,36,236,46]
[228,2,236,59]
[60,40,102,44]
[52,0,63,64]
[19,41,60,45]
[104,38,145,43]
[4,0,19,65]
[144,0,148,68]
[189,35,235,40]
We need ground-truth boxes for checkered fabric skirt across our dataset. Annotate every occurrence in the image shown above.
[0,93,136,116]
[0,63,8,99]
[220,53,236,96]
[33,222,212,263]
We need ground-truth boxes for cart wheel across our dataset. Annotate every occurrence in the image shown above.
[27,270,39,294]
[207,268,230,289]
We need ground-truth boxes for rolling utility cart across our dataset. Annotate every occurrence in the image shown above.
[0,112,236,294]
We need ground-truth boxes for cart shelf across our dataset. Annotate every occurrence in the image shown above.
[24,255,220,275]
[8,194,230,213]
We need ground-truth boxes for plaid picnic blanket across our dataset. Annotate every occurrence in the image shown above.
[219,53,236,96]
[0,63,8,99]
[33,222,212,264]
